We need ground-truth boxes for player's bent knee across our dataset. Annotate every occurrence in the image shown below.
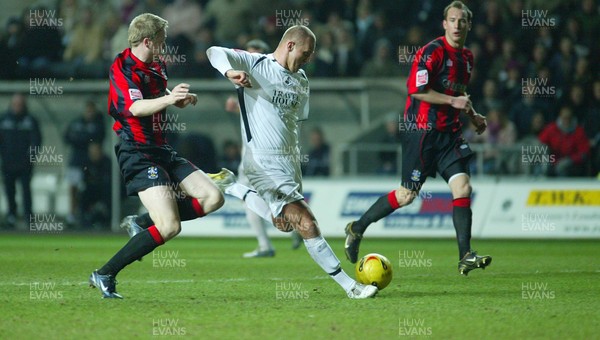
[154,219,181,240]
[395,189,417,207]
[203,188,225,213]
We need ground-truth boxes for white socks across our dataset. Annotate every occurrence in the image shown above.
[304,235,356,292]
[226,183,273,222]
[245,204,273,251]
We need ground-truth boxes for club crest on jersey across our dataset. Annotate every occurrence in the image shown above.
[411,169,421,182]
[129,89,143,100]
[416,69,428,87]
[446,59,453,67]
[147,166,159,179]
[283,75,294,87]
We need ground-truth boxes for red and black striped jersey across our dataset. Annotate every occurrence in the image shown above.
[108,48,168,145]
[404,36,473,132]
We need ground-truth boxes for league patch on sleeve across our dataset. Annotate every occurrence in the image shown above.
[416,69,428,87]
[128,89,143,100]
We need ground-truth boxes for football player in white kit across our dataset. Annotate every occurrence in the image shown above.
[206,25,377,299]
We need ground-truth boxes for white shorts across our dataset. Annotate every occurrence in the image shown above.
[242,149,304,217]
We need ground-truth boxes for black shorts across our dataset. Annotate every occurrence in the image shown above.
[401,129,473,191]
[115,141,199,196]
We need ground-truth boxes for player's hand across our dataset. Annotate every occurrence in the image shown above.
[225,70,252,88]
[470,112,487,135]
[450,95,472,112]
[167,83,190,105]
[174,93,197,108]
[225,96,240,113]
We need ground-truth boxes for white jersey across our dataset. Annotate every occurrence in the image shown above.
[207,47,309,155]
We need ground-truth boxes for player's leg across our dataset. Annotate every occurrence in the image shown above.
[121,160,226,237]
[345,130,431,263]
[445,168,473,260]
[91,185,180,298]
[275,201,376,299]
[243,205,275,258]
[439,133,492,275]
[3,170,18,228]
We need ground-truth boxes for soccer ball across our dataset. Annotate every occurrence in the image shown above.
[355,253,393,290]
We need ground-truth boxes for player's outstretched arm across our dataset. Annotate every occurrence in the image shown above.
[206,46,254,88]
[129,83,191,116]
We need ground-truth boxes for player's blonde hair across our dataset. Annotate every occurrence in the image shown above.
[279,25,316,47]
[443,1,472,22]
[127,13,168,48]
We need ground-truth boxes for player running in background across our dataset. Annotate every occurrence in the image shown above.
[344,1,492,276]
[89,13,224,298]
[206,25,377,298]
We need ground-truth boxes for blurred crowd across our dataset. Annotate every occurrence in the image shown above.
[0,0,599,177]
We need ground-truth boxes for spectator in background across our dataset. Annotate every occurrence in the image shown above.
[525,43,549,79]
[476,79,502,114]
[313,30,337,77]
[161,0,202,77]
[0,16,24,79]
[539,106,590,177]
[63,100,105,225]
[377,116,401,175]
[203,0,253,47]
[176,133,218,173]
[303,127,331,177]
[509,83,547,140]
[18,5,63,78]
[583,80,600,176]
[0,93,41,229]
[360,38,401,78]
[476,108,517,174]
[565,83,588,121]
[219,140,241,175]
[61,7,105,78]
[80,142,111,230]
[190,27,217,78]
[333,26,359,77]
[549,36,577,88]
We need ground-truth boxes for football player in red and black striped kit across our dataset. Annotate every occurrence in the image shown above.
[345,1,492,276]
[89,13,224,298]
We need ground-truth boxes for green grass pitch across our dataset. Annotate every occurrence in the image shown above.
[0,234,598,339]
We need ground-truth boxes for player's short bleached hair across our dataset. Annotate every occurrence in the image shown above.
[443,1,472,22]
[128,13,168,48]
[279,25,316,46]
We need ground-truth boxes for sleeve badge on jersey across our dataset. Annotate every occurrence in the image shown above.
[128,88,143,101]
[416,69,428,87]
